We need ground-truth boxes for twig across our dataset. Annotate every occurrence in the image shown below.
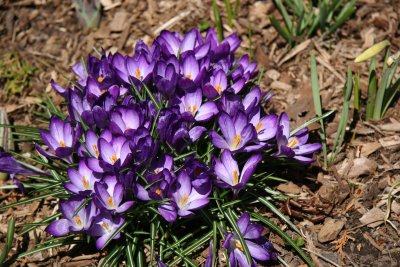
[303,248,341,267]
[153,10,191,36]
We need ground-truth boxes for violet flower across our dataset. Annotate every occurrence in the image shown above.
[65,160,100,195]
[213,150,261,194]
[153,58,179,98]
[126,54,154,86]
[109,107,144,135]
[97,136,132,170]
[209,111,256,152]
[203,69,228,98]
[178,88,218,122]
[178,52,206,91]
[170,170,210,217]
[0,152,45,176]
[223,213,277,267]
[38,116,81,159]
[45,196,97,237]
[87,212,125,249]
[274,113,321,163]
[94,176,134,213]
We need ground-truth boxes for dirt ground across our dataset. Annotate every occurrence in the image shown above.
[1,0,400,266]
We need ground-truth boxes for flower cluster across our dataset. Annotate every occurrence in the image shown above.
[11,28,321,263]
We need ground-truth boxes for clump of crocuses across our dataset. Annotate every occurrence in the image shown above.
[1,28,321,265]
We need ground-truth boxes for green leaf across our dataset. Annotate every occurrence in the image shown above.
[251,213,315,267]
[17,239,84,259]
[310,51,328,167]
[100,244,124,267]
[100,221,128,250]
[290,110,334,136]
[213,0,224,42]
[0,190,65,211]
[0,217,15,264]
[269,15,293,43]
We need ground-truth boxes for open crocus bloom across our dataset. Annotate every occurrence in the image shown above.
[274,112,321,163]
[213,150,261,194]
[209,111,256,152]
[126,54,154,86]
[87,212,125,249]
[223,213,277,267]
[203,69,228,98]
[171,170,210,217]
[65,160,100,195]
[94,176,134,213]
[178,89,218,122]
[45,196,97,237]
[97,136,132,169]
[109,107,143,135]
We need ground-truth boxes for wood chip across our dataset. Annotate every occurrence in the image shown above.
[278,39,311,66]
[109,11,129,32]
[379,121,400,132]
[265,69,280,81]
[379,135,400,147]
[316,56,346,84]
[359,207,385,228]
[360,142,382,157]
[270,81,292,91]
[276,182,301,194]
[318,218,345,243]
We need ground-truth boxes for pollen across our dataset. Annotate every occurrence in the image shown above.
[135,68,141,80]
[155,188,162,195]
[232,134,241,149]
[92,144,99,158]
[111,154,118,163]
[215,84,222,94]
[233,170,239,185]
[179,194,189,207]
[189,105,198,115]
[186,73,192,79]
[59,140,66,147]
[100,89,107,95]
[82,177,90,190]
[234,240,244,251]
[97,76,104,83]
[107,197,114,208]
[256,122,263,133]
[287,137,299,148]
[101,222,109,231]
[74,216,82,225]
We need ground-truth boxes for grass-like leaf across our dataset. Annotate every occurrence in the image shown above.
[17,239,85,259]
[251,213,315,267]
[310,51,328,167]
[290,110,334,136]
[0,217,16,264]
[213,0,224,42]
[0,190,65,211]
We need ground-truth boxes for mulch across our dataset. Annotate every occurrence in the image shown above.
[1,0,400,266]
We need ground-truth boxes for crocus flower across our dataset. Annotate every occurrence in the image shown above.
[38,116,81,159]
[158,28,201,57]
[87,212,125,249]
[178,52,206,91]
[178,88,218,122]
[223,213,277,267]
[97,136,132,170]
[203,69,228,98]
[109,107,143,135]
[65,160,100,195]
[153,58,179,98]
[0,152,45,176]
[45,196,97,237]
[213,150,261,194]
[170,170,210,217]
[209,111,256,152]
[126,54,154,86]
[94,176,134,213]
[274,113,321,163]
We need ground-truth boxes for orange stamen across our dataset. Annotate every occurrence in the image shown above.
[232,134,241,149]
[155,188,162,195]
[101,222,109,230]
[97,76,104,83]
[92,144,99,158]
[287,137,299,148]
[215,84,222,94]
[186,73,192,79]
[256,122,263,133]
[234,240,244,251]
[179,194,189,207]
[74,216,82,225]
[135,68,141,80]
[233,170,239,185]
[59,140,66,147]
[82,177,90,190]
[111,154,117,163]
[107,197,114,208]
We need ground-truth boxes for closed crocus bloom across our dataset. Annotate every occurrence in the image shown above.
[178,52,206,92]
[153,59,179,98]
[109,107,143,135]
[213,150,261,195]
[274,112,321,163]
[65,160,100,195]
[223,213,277,267]
[38,116,80,160]
[45,196,97,237]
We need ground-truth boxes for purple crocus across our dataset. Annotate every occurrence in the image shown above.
[178,52,205,91]
[223,213,277,267]
[153,58,179,98]
[0,152,45,176]
[274,113,321,163]
[87,212,125,249]
[94,176,134,213]
[126,54,155,86]
[209,111,256,152]
[203,69,228,98]
[178,89,218,122]
[213,150,261,194]
[45,196,97,237]
[65,160,100,195]
[109,107,143,135]
[158,29,201,57]
[38,116,81,159]
[97,136,132,170]
[170,170,210,217]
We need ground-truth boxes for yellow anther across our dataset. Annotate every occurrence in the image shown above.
[107,197,114,208]
[186,73,192,79]
[287,137,299,148]
[59,140,66,147]
[135,68,141,80]
[180,194,189,207]
[111,154,118,163]
[82,177,90,190]
[155,188,162,195]
[232,134,241,149]
[255,122,263,133]
[234,240,244,251]
[97,76,104,83]
[189,105,198,115]
[101,222,109,230]
[92,144,99,158]
[74,216,82,225]
[215,84,222,94]
[233,170,239,185]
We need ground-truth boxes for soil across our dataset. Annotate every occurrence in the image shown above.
[1,0,400,266]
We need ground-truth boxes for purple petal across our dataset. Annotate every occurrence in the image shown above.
[189,126,206,142]
[218,112,236,144]
[209,131,229,150]
[237,212,250,234]
[246,240,270,261]
[240,154,262,184]
[45,219,70,236]
[195,102,218,122]
[158,203,177,222]
[294,143,322,155]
